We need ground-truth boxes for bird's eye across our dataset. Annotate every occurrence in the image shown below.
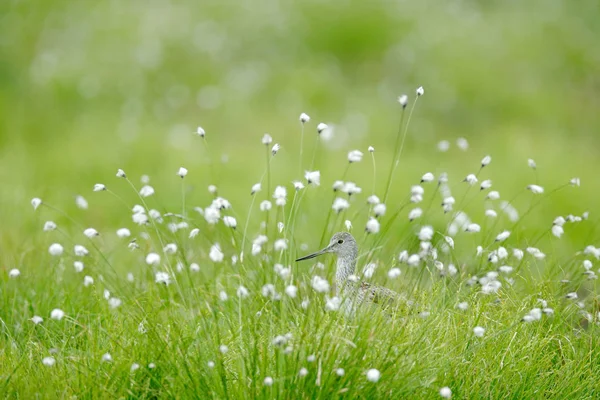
[338,239,344,244]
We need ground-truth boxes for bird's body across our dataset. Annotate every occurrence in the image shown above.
[297,232,400,314]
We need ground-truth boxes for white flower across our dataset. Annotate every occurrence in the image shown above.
[311,276,330,293]
[262,133,272,145]
[237,285,250,298]
[31,316,44,324]
[407,254,420,267]
[388,268,401,279]
[49,243,64,256]
[218,291,228,301]
[108,297,121,309]
[464,174,478,185]
[204,206,220,224]
[223,216,237,228]
[75,195,88,210]
[481,280,501,294]
[444,236,455,249]
[177,167,188,178]
[132,213,148,225]
[398,94,408,107]
[480,180,492,190]
[43,221,57,231]
[273,186,287,206]
[304,170,320,186]
[163,243,177,254]
[513,248,524,260]
[456,137,469,150]
[495,231,510,242]
[583,260,593,270]
[528,159,537,169]
[299,367,308,377]
[367,195,380,205]
[570,178,580,187]
[566,292,578,300]
[50,309,65,320]
[293,181,305,190]
[481,155,492,167]
[274,239,288,252]
[347,150,363,163]
[457,302,468,311]
[271,143,281,155]
[345,220,352,231]
[363,263,377,278]
[155,271,171,285]
[421,172,434,183]
[192,125,206,138]
[418,226,434,241]
[102,353,113,363]
[42,356,56,367]
[260,200,272,211]
[408,208,422,221]
[219,345,229,354]
[527,184,544,194]
[9,268,20,278]
[114,168,126,178]
[368,146,374,152]
[84,228,99,238]
[93,183,106,192]
[189,263,200,272]
[209,244,224,262]
[332,180,345,191]
[437,140,450,152]
[365,218,380,234]
[336,368,345,376]
[83,276,94,287]
[485,209,497,218]
[285,285,298,298]
[31,197,42,210]
[440,387,452,398]
[416,86,424,96]
[498,265,513,274]
[74,261,84,272]
[139,185,155,197]
[373,203,386,217]
[342,182,362,195]
[552,225,564,238]
[317,123,328,134]
[366,368,381,382]
[473,326,485,337]
[332,198,350,213]
[146,253,161,265]
[487,191,500,200]
[115,228,131,238]
[263,377,274,386]
[325,296,342,311]
[299,113,310,123]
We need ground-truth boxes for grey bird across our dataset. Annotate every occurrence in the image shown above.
[296,232,400,312]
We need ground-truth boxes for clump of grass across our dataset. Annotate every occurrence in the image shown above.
[2,91,599,399]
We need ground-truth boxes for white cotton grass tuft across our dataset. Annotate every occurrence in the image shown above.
[196,126,205,137]
[366,368,381,382]
[49,243,64,256]
[293,181,305,191]
[9,268,20,278]
[271,143,281,155]
[84,228,99,238]
[75,195,88,209]
[317,123,328,134]
[139,185,155,197]
[209,244,224,262]
[262,134,272,145]
[398,94,408,107]
[42,356,56,367]
[237,286,250,298]
[177,167,188,178]
[116,228,131,238]
[416,86,424,96]
[263,377,274,386]
[473,326,485,337]
[332,198,350,213]
[345,220,352,231]
[495,231,510,242]
[311,276,330,293]
[116,168,126,178]
[368,146,374,152]
[527,184,544,194]
[93,183,106,192]
[31,197,42,210]
[102,353,113,363]
[373,203,386,217]
[43,221,57,231]
[528,158,537,169]
[570,177,581,187]
[83,276,94,287]
[50,309,65,320]
[304,170,320,186]
[481,155,492,167]
[299,112,310,123]
[440,387,452,398]
[348,150,363,163]
[223,216,237,228]
[31,315,44,324]
[155,271,171,285]
[146,253,160,265]
[421,172,434,183]
[365,218,380,234]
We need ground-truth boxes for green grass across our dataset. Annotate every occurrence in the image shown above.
[2,0,600,398]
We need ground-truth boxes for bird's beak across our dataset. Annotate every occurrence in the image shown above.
[296,245,332,262]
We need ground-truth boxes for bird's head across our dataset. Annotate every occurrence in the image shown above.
[296,232,357,262]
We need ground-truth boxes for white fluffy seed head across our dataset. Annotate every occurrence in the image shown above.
[473,326,485,337]
[366,368,381,382]
[416,86,424,96]
[481,155,492,167]
[528,158,537,169]
[177,167,188,178]
[348,150,363,163]
[93,183,106,192]
[317,122,328,134]
[299,112,310,123]
[196,126,205,137]
[440,386,452,398]
[398,94,408,107]
[262,134,272,145]
[421,172,434,183]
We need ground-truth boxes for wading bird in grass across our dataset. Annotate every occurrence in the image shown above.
[296,232,400,312]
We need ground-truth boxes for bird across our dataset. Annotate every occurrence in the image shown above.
[296,232,401,313]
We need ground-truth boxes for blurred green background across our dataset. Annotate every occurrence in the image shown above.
[1,0,599,244]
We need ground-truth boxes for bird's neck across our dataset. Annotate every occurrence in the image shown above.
[336,257,356,291]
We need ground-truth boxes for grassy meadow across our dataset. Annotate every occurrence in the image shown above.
[1,0,600,398]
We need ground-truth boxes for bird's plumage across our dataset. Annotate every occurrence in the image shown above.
[296,232,402,313]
